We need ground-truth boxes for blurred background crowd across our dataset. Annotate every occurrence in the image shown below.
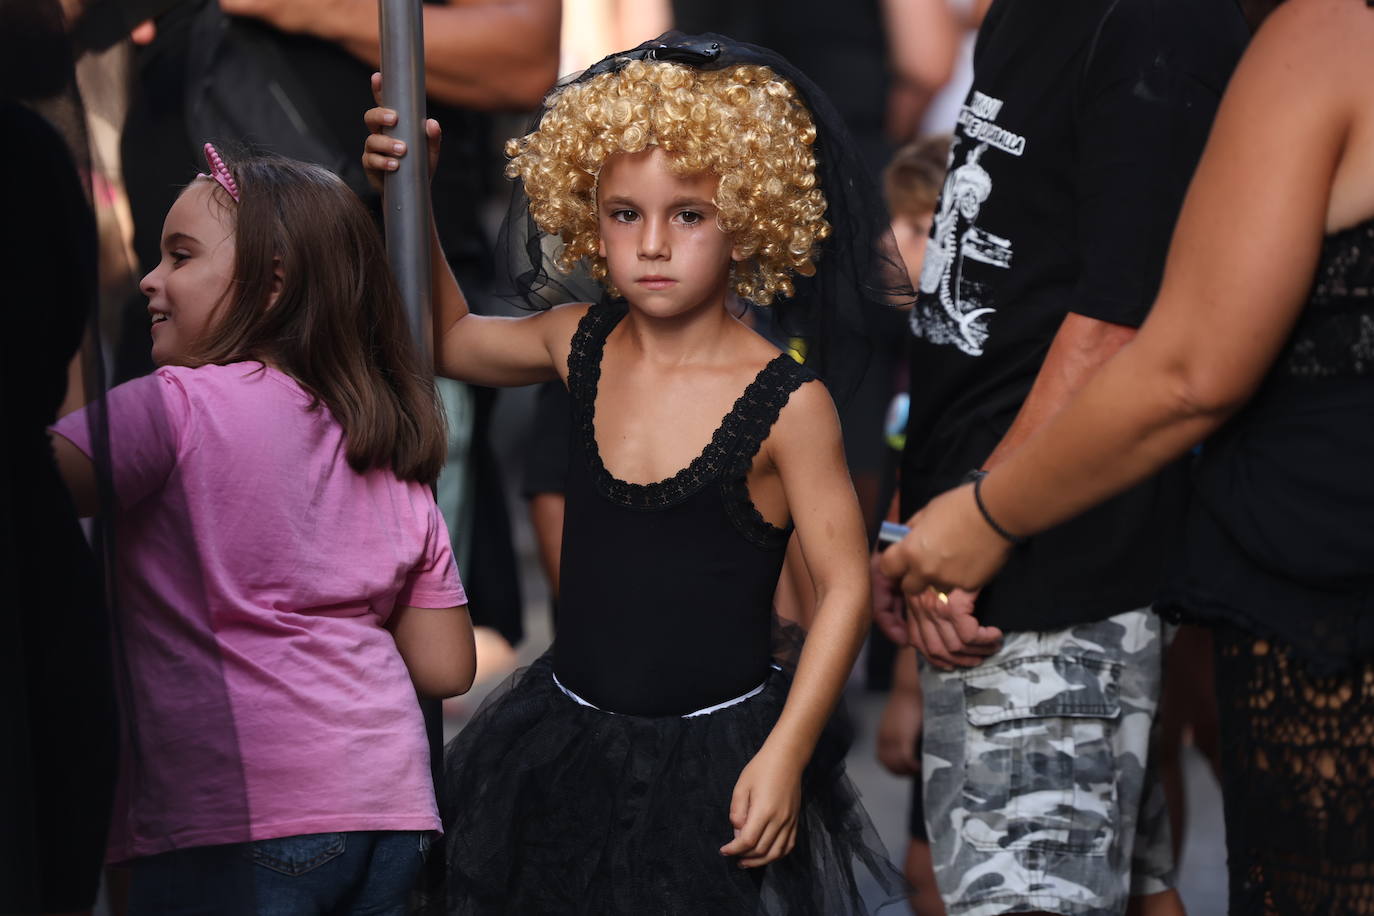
[4,0,1237,912]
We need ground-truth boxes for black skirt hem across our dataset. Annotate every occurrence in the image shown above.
[427,653,905,915]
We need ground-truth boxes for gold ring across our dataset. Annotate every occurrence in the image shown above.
[927,586,950,605]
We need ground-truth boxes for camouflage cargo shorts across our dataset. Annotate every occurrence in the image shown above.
[920,607,1173,916]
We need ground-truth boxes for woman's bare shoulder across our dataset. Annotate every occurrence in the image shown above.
[1218,0,1374,230]
[1255,0,1374,75]
[1266,0,1374,229]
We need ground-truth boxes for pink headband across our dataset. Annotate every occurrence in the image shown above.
[197,142,240,202]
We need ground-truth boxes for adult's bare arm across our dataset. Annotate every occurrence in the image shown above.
[880,0,959,140]
[218,0,560,109]
[980,314,1136,469]
[883,313,1134,666]
[882,0,958,89]
[884,0,1366,595]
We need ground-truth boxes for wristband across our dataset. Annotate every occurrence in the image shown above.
[963,469,1027,546]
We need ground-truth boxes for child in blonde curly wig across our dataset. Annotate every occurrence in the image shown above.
[365,32,905,914]
[507,57,830,308]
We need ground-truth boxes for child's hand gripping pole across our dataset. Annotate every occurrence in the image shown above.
[365,75,457,376]
[362,74,443,190]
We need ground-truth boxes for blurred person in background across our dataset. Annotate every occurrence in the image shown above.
[874,0,1251,913]
[873,134,952,916]
[881,1,1374,911]
[917,0,990,136]
[1,0,118,910]
[114,0,561,685]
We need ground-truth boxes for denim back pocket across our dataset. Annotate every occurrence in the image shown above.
[247,832,347,876]
[959,654,1122,856]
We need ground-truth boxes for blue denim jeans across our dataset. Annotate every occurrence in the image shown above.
[128,830,431,915]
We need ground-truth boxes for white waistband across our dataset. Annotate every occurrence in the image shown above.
[551,668,778,718]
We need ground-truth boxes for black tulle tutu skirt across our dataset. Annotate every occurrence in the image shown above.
[432,653,904,914]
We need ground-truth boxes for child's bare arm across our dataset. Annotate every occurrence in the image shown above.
[361,74,575,386]
[388,603,476,698]
[49,431,98,518]
[719,380,870,868]
[766,380,872,759]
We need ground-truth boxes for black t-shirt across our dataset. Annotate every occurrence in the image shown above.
[901,0,1249,632]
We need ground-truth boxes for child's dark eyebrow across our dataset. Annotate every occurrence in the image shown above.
[162,231,200,249]
[599,195,716,210]
[668,196,715,209]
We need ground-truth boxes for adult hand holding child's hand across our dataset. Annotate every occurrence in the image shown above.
[879,483,1009,669]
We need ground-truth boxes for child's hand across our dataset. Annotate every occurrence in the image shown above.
[719,744,801,868]
[876,687,922,777]
[871,550,907,645]
[361,72,441,193]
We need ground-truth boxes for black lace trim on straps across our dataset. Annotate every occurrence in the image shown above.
[567,300,814,546]
[718,357,813,549]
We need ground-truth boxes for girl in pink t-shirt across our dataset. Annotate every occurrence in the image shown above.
[50,146,474,915]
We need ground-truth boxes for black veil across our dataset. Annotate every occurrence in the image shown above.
[493,31,915,405]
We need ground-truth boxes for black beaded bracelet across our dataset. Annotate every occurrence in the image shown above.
[963,469,1028,546]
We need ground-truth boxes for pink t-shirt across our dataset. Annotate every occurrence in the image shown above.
[53,363,466,862]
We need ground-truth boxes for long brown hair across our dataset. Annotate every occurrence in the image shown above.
[188,154,446,483]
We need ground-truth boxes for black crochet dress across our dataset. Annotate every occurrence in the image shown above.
[436,302,903,914]
[1159,215,1374,914]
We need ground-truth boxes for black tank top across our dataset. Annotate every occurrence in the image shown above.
[1163,216,1374,669]
[553,301,815,716]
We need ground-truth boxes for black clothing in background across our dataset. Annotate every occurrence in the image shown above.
[1,101,117,915]
[901,0,1250,633]
[1161,216,1374,672]
[521,381,573,501]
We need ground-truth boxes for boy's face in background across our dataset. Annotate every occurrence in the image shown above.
[891,210,934,280]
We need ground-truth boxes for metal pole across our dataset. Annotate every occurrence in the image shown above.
[379,0,432,371]
[378,8,445,901]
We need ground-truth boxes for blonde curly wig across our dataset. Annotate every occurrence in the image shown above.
[505,59,831,306]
